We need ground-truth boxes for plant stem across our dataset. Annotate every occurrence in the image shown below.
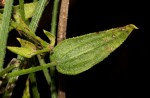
[0,58,20,78]
[29,73,40,98]
[28,0,53,97]
[57,0,69,98]
[2,55,24,98]
[29,0,48,33]
[18,1,40,97]
[33,0,38,2]
[57,0,69,43]
[2,67,19,98]
[51,0,59,35]
[49,0,60,98]
[19,0,25,22]
[7,62,57,78]
[0,0,13,71]
[37,55,51,85]
[27,57,40,98]
[49,65,57,98]
[22,79,30,98]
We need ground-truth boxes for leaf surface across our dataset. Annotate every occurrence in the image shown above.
[51,24,138,75]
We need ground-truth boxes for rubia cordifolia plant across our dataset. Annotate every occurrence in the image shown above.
[0,0,138,98]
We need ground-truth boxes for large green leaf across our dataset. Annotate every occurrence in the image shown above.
[51,24,138,75]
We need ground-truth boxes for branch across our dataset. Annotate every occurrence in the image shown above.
[57,0,69,44]
[57,0,70,98]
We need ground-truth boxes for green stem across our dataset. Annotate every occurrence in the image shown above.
[2,56,24,98]
[51,0,59,35]
[28,1,52,97]
[19,0,25,21]
[28,1,51,97]
[19,0,30,25]
[50,66,57,98]
[7,62,57,78]
[29,73,40,98]
[2,67,19,98]
[37,55,52,85]
[0,58,20,78]
[50,0,60,98]
[33,0,38,2]
[29,0,48,33]
[22,79,30,98]
[0,0,14,71]
[27,58,40,98]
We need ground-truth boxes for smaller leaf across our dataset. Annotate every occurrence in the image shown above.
[7,47,36,58]
[11,19,50,48]
[13,2,38,21]
[7,38,37,58]
[43,30,55,46]
[7,38,51,58]
[17,38,36,49]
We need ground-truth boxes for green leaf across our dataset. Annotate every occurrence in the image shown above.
[7,19,54,58]
[11,19,50,48]
[51,24,138,75]
[0,2,38,20]
[7,47,36,58]
[29,0,48,33]
[0,2,38,31]
[7,38,49,58]
[0,0,14,70]
[7,38,37,58]
[43,30,55,46]
[17,38,36,48]
[22,80,30,98]
[13,1,38,21]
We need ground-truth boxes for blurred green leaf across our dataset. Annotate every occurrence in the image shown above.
[13,1,38,21]
[22,79,30,98]
[7,38,49,58]
[0,2,38,20]
[51,24,138,75]
[0,2,38,31]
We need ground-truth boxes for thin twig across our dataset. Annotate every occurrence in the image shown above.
[50,0,60,98]
[57,0,69,44]
[57,0,70,98]
[7,62,57,78]
[51,0,60,35]
[19,0,25,22]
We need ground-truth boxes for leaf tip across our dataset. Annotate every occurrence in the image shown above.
[16,37,21,42]
[129,24,138,29]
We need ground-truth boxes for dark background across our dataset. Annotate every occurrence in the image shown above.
[64,1,149,98]
[3,0,149,98]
